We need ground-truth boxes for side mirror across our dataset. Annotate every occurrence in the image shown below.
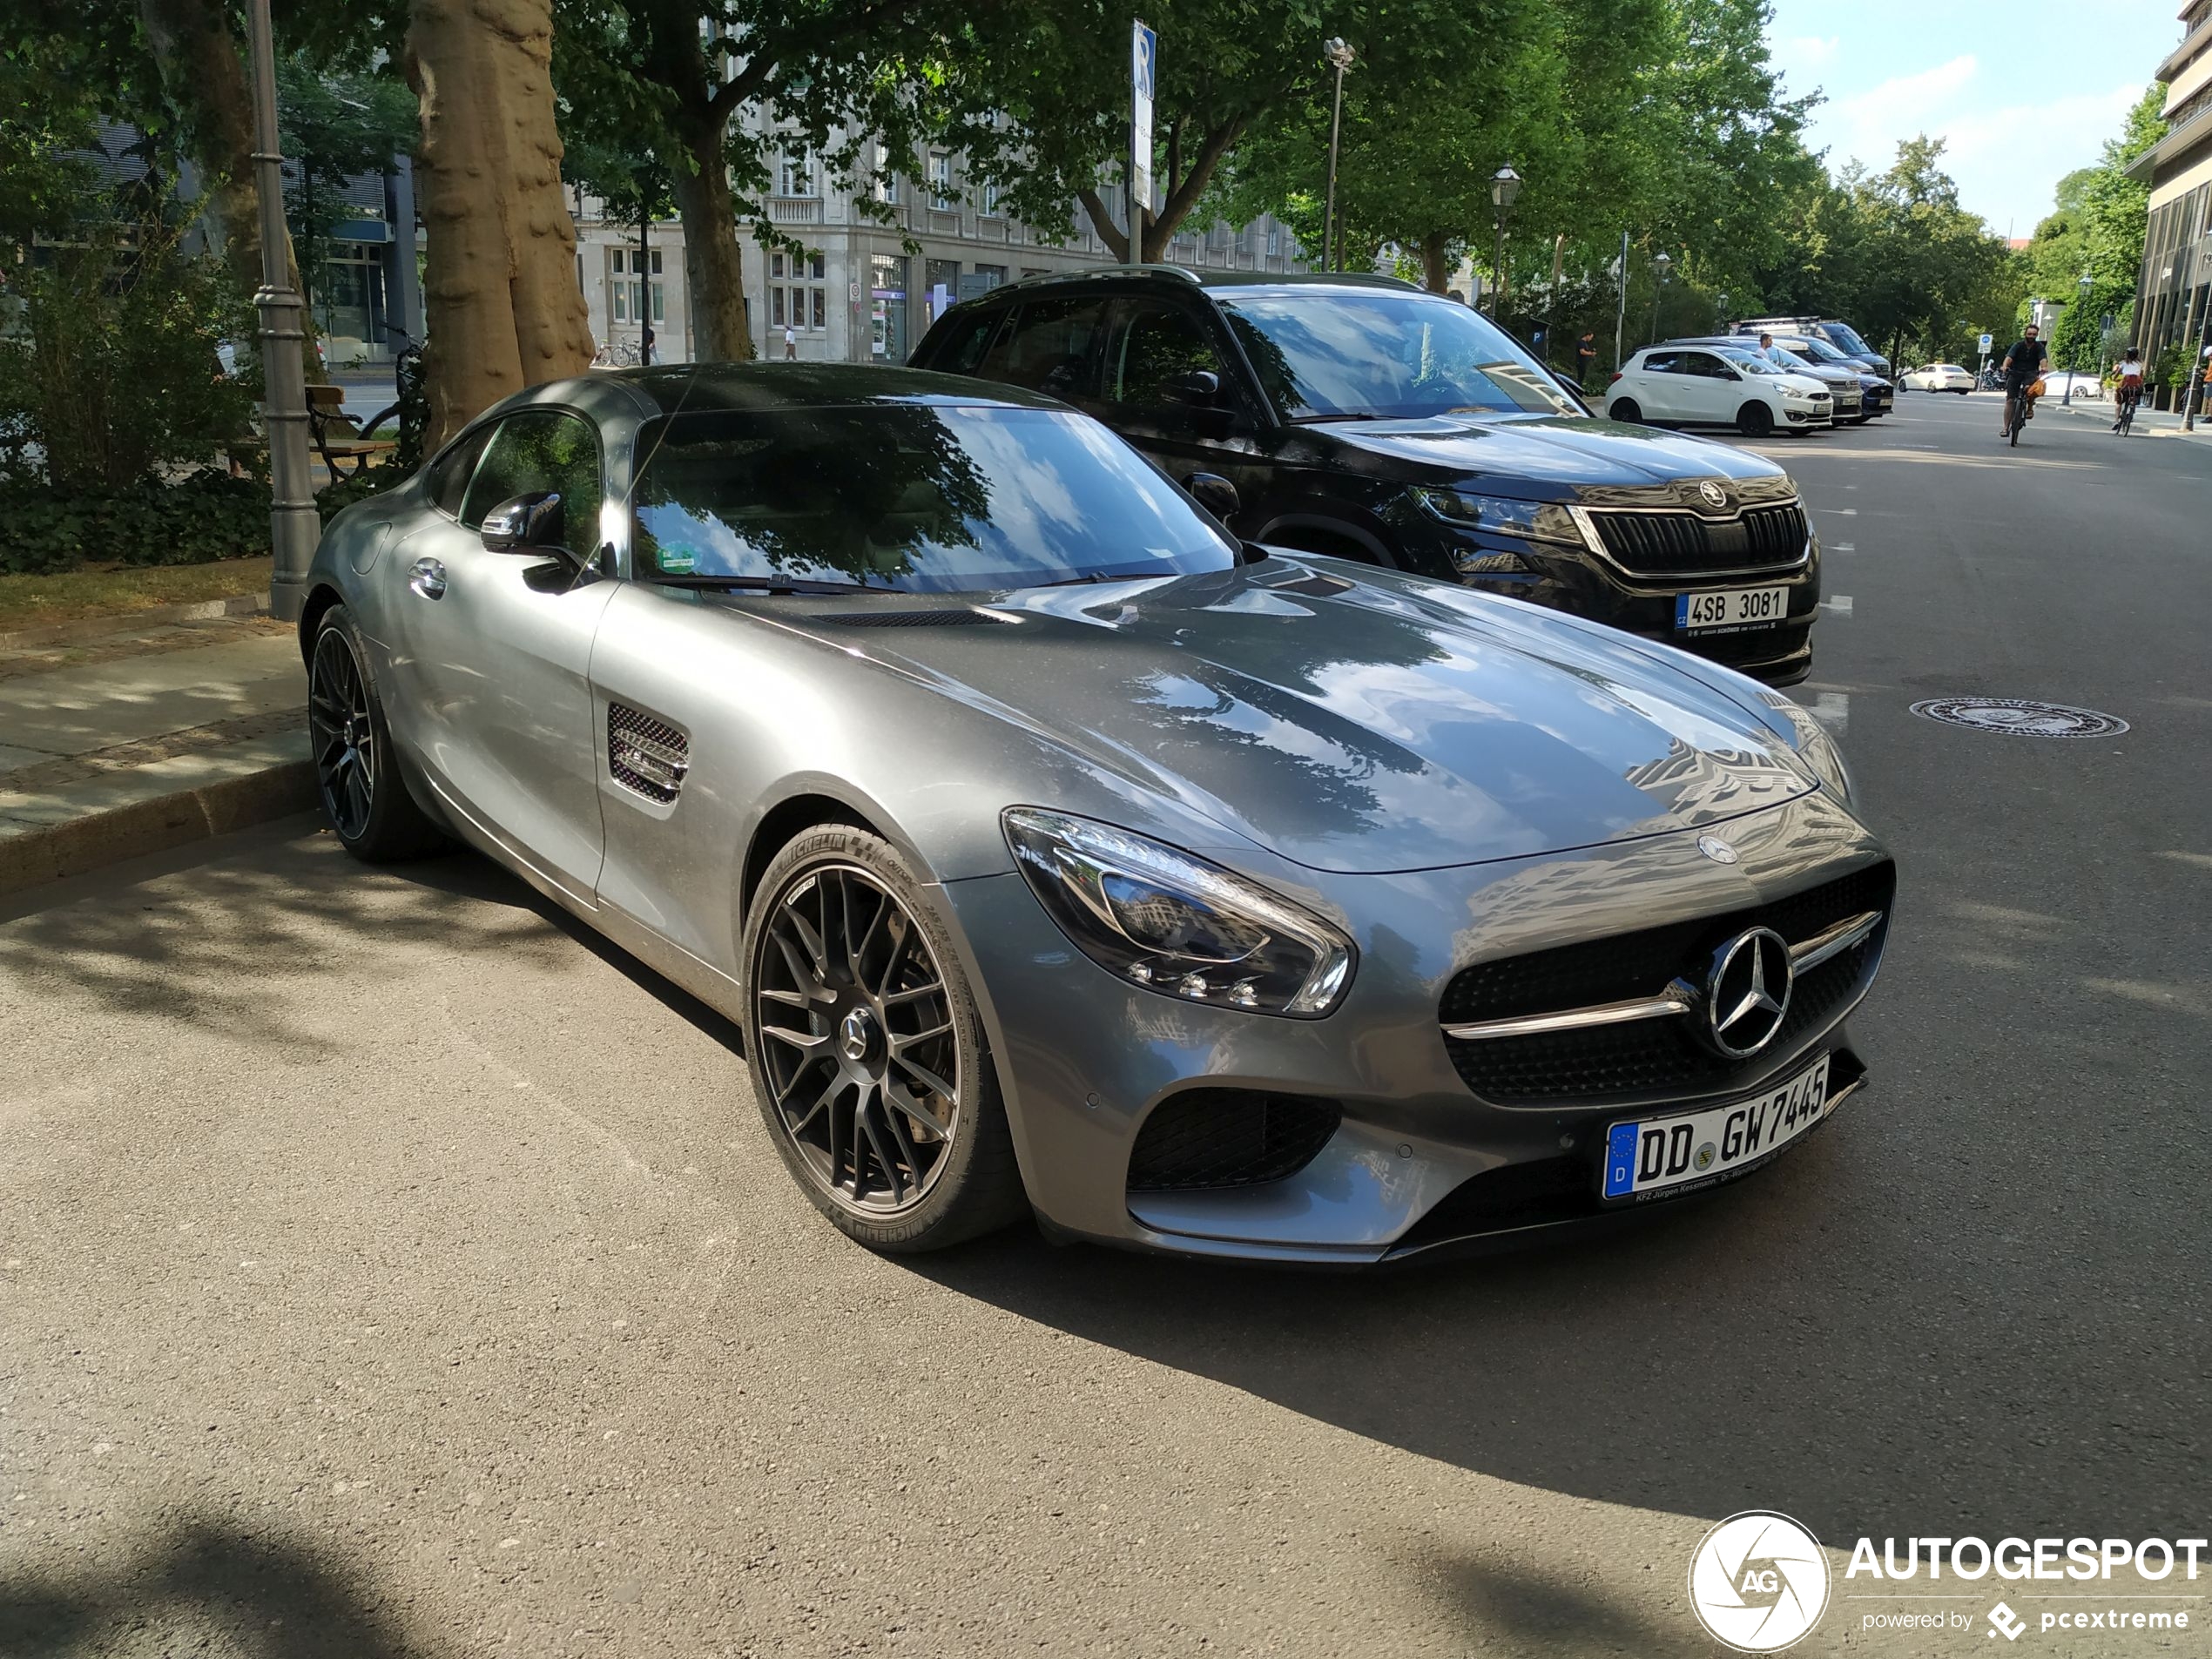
[1166,368,1221,406]
[1183,471,1240,523]
[481,491,565,555]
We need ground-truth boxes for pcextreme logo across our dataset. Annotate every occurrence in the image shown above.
[1688,1511,1832,1653]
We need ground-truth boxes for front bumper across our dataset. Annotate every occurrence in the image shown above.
[940,789,1887,1263]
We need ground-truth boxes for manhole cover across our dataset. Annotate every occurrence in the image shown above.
[1909,697,2128,738]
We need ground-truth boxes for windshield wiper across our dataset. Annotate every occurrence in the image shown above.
[649,574,895,595]
[1285,411,1386,423]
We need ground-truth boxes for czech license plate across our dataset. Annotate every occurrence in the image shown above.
[1601,1054,1832,1200]
[1677,584,1788,632]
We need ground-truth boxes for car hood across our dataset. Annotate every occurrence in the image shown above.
[1308,411,1790,494]
[776,563,1817,874]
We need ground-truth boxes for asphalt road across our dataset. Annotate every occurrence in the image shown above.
[3,390,2208,1658]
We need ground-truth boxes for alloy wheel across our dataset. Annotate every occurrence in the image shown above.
[755,864,961,1216]
[309,629,377,841]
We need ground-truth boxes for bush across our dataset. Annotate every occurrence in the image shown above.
[0,473,271,575]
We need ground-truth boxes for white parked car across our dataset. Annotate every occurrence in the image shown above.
[1900,364,1974,393]
[1606,345,1833,438]
[2036,370,2104,400]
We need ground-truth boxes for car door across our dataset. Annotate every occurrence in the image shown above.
[1680,351,1742,423]
[395,406,618,906]
[1096,297,1266,522]
[1634,350,1687,419]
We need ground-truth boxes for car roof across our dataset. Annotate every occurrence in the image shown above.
[976,264,1423,302]
[531,361,1072,418]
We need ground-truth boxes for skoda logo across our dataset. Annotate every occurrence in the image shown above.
[1703,927,1794,1058]
[1698,479,1729,510]
[1697,834,1740,865]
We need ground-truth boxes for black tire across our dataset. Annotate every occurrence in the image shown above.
[1608,399,1642,423]
[1737,402,1774,439]
[308,604,444,860]
[742,825,1028,1253]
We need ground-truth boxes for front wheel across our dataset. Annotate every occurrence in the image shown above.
[1608,399,1642,423]
[1737,402,1774,439]
[743,826,1028,1252]
[308,604,444,860]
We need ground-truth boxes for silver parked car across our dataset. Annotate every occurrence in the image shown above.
[300,364,1893,1263]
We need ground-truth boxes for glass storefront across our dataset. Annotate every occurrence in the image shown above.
[925,259,961,329]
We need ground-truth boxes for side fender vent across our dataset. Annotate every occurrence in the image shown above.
[609,703,690,804]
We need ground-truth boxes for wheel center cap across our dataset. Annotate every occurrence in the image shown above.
[837,1007,877,1064]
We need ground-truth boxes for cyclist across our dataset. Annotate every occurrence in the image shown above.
[2000,324,2047,439]
[2113,347,2144,433]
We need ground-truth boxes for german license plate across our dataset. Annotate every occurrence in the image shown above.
[1601,1054,1832,1200]
[1677,584,1788,632]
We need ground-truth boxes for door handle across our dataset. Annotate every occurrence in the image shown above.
[408,556,447,600]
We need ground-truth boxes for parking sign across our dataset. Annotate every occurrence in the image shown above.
[1130,22,1156,229]
[1979,333,1993,353]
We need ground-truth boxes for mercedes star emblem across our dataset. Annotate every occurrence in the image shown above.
[1698,480,1729,509]
[1697,834,1740,865]
[1703,927,1795,1058]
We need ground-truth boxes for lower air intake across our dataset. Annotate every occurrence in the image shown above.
[1126,1090,1340,1191]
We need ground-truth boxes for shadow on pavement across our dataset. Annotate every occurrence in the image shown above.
[0,1518,437,1657]
[1401,1548,1709,1658]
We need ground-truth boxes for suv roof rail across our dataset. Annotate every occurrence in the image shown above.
[992,263,1203,294]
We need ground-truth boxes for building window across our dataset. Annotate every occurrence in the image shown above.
[771,287,786,327]
[779,151,814,197]
[810,253,826,280]
[929,153,954,211]
[980,179,1001,216]
[812,288,826,329]
[609,247,662,327]
[1267,224,1281,257]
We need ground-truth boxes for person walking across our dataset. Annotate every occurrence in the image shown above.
[784,323,799,361]
[1998,324,2047,439]
[1577,331,1597,383]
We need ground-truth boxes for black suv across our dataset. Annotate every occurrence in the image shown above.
[910,268,1821,685]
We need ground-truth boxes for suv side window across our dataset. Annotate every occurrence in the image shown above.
[425,425,494,517]
[1104,302,1229,411]
[988,297,1109,401]
[460,409,605,552]
[930,306,1013,375]
[1642,351,1682,375]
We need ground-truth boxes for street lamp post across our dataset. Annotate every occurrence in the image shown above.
[1488,165,1520,320]
[246,0,317,622]
[1320,38,1356,273]
[1716,290,1730,331]
[1649,251,1672,346]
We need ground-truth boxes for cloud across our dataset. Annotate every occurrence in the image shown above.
[1801,56,2141,232]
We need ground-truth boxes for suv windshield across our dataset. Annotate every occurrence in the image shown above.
[1216,290,1581,421]
[630,405,1234,592]
[1788,338,1852,366]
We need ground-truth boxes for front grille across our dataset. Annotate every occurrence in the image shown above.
[1440,863,1893,1106]
[1126,1090,1340,1191]
[608,703,690,804]
[1587,503,1810,576]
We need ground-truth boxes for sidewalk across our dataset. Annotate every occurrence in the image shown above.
[2041,393,2212,446]
[0,607,314,895]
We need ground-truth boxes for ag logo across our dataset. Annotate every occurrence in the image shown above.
[1688,1510,1831,1652]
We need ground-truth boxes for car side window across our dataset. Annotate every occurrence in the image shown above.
[1642,352,1681,375]
[929,306,1013,376]
[1685,352,1733,380]
[987,298,1109,401]
[460,409,605,552]
[1105,302,1229,410]
[424,426,494,518]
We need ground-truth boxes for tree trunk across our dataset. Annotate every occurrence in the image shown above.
[405,0,595,451]
[1420,230,1450,293]
[672,112,755,362]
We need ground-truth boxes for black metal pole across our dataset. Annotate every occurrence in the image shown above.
[1323,64,1345,272]
[1492,213,1504,317]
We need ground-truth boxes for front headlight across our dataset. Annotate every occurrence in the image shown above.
[1763,694,1854,802]
[1002,808,1356,1017]
[1413,488,1581,546]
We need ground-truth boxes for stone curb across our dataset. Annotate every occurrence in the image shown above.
[0,591,273,653]
[0,758,315,899]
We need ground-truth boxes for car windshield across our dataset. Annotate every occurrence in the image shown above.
[1760,346,1817,370]
[1791,338,1851,365]
[629,404,1235,592]
[1215,290,1581,420]
[1720,348,1777,374]
[1822,320,1872,355]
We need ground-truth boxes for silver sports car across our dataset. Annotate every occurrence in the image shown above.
[301,363,1892,1262]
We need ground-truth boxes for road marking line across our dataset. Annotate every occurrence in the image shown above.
[1806,691,1849,735]
[1822,596,1853,615]
[1828,542,1854,552]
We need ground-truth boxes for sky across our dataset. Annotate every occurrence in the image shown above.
[1764,0,2181,238]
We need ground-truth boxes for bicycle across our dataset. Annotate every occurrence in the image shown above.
[2002,381,2041,446]
[361,327,428,474]
[2113,384,2141,435]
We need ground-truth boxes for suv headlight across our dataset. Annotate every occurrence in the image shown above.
[1413,488,1581,546]
[1003,808,1355,1016]
[1763,694,1854,802]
